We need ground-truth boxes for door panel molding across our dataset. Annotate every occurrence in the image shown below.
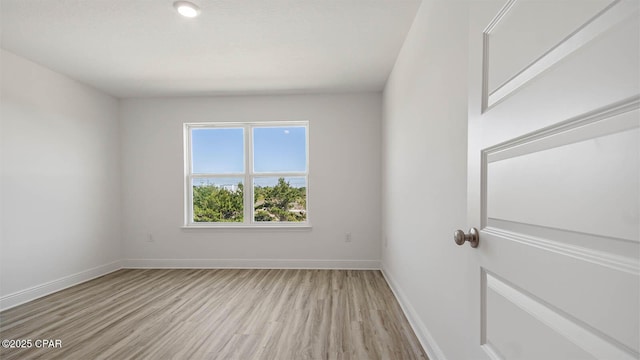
[484,225,639,275]
[484,97,640,163]
[482,0,635,110]
[480,95,640,231]
[481,269,638,359]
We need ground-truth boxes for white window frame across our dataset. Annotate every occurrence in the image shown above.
[183,121,310,228]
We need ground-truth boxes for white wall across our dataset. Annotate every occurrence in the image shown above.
[0,50,122,309]
[381,1,472,359]
[120,93,382,268]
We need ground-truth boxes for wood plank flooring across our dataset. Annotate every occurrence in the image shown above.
[0,269,427,360]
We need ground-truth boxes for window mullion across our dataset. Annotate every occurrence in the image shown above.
[191,173,246,178]
[184,125,193,225]
[253,172,307,178]
[187,174,193,225]
[245,125,253,224]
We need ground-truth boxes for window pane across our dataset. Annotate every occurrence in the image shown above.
[192,178,244,223]
[192,128,244,173]
[254,177,307,222]
[253,126,306,173]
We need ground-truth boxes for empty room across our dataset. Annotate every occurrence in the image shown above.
[1,0,638,359]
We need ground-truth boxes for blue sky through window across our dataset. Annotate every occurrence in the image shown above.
[191,125,306,175]
[253,127,306,173]
[192,128,244,173]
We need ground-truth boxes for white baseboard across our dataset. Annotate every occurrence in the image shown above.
[125,258,381,269]
[381,265,447,360]
[0,260,124,312]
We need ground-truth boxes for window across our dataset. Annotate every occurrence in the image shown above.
[184,121,309,227]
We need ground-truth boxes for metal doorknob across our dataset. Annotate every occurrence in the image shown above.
[454,228,479,248]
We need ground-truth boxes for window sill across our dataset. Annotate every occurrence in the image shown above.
[181,224,312,230]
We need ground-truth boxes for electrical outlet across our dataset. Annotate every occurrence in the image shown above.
[345,232,352,242]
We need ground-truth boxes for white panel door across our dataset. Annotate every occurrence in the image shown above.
[467,0,639,359]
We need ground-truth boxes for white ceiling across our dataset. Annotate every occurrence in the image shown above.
[0,0,421,98]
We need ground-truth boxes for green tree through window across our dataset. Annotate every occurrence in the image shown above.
[193,182,244,222]
[254,178,306,222]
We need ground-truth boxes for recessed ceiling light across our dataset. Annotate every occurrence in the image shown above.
[173,1,201,18]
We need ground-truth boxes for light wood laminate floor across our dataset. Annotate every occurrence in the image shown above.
[0,269,428,360]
